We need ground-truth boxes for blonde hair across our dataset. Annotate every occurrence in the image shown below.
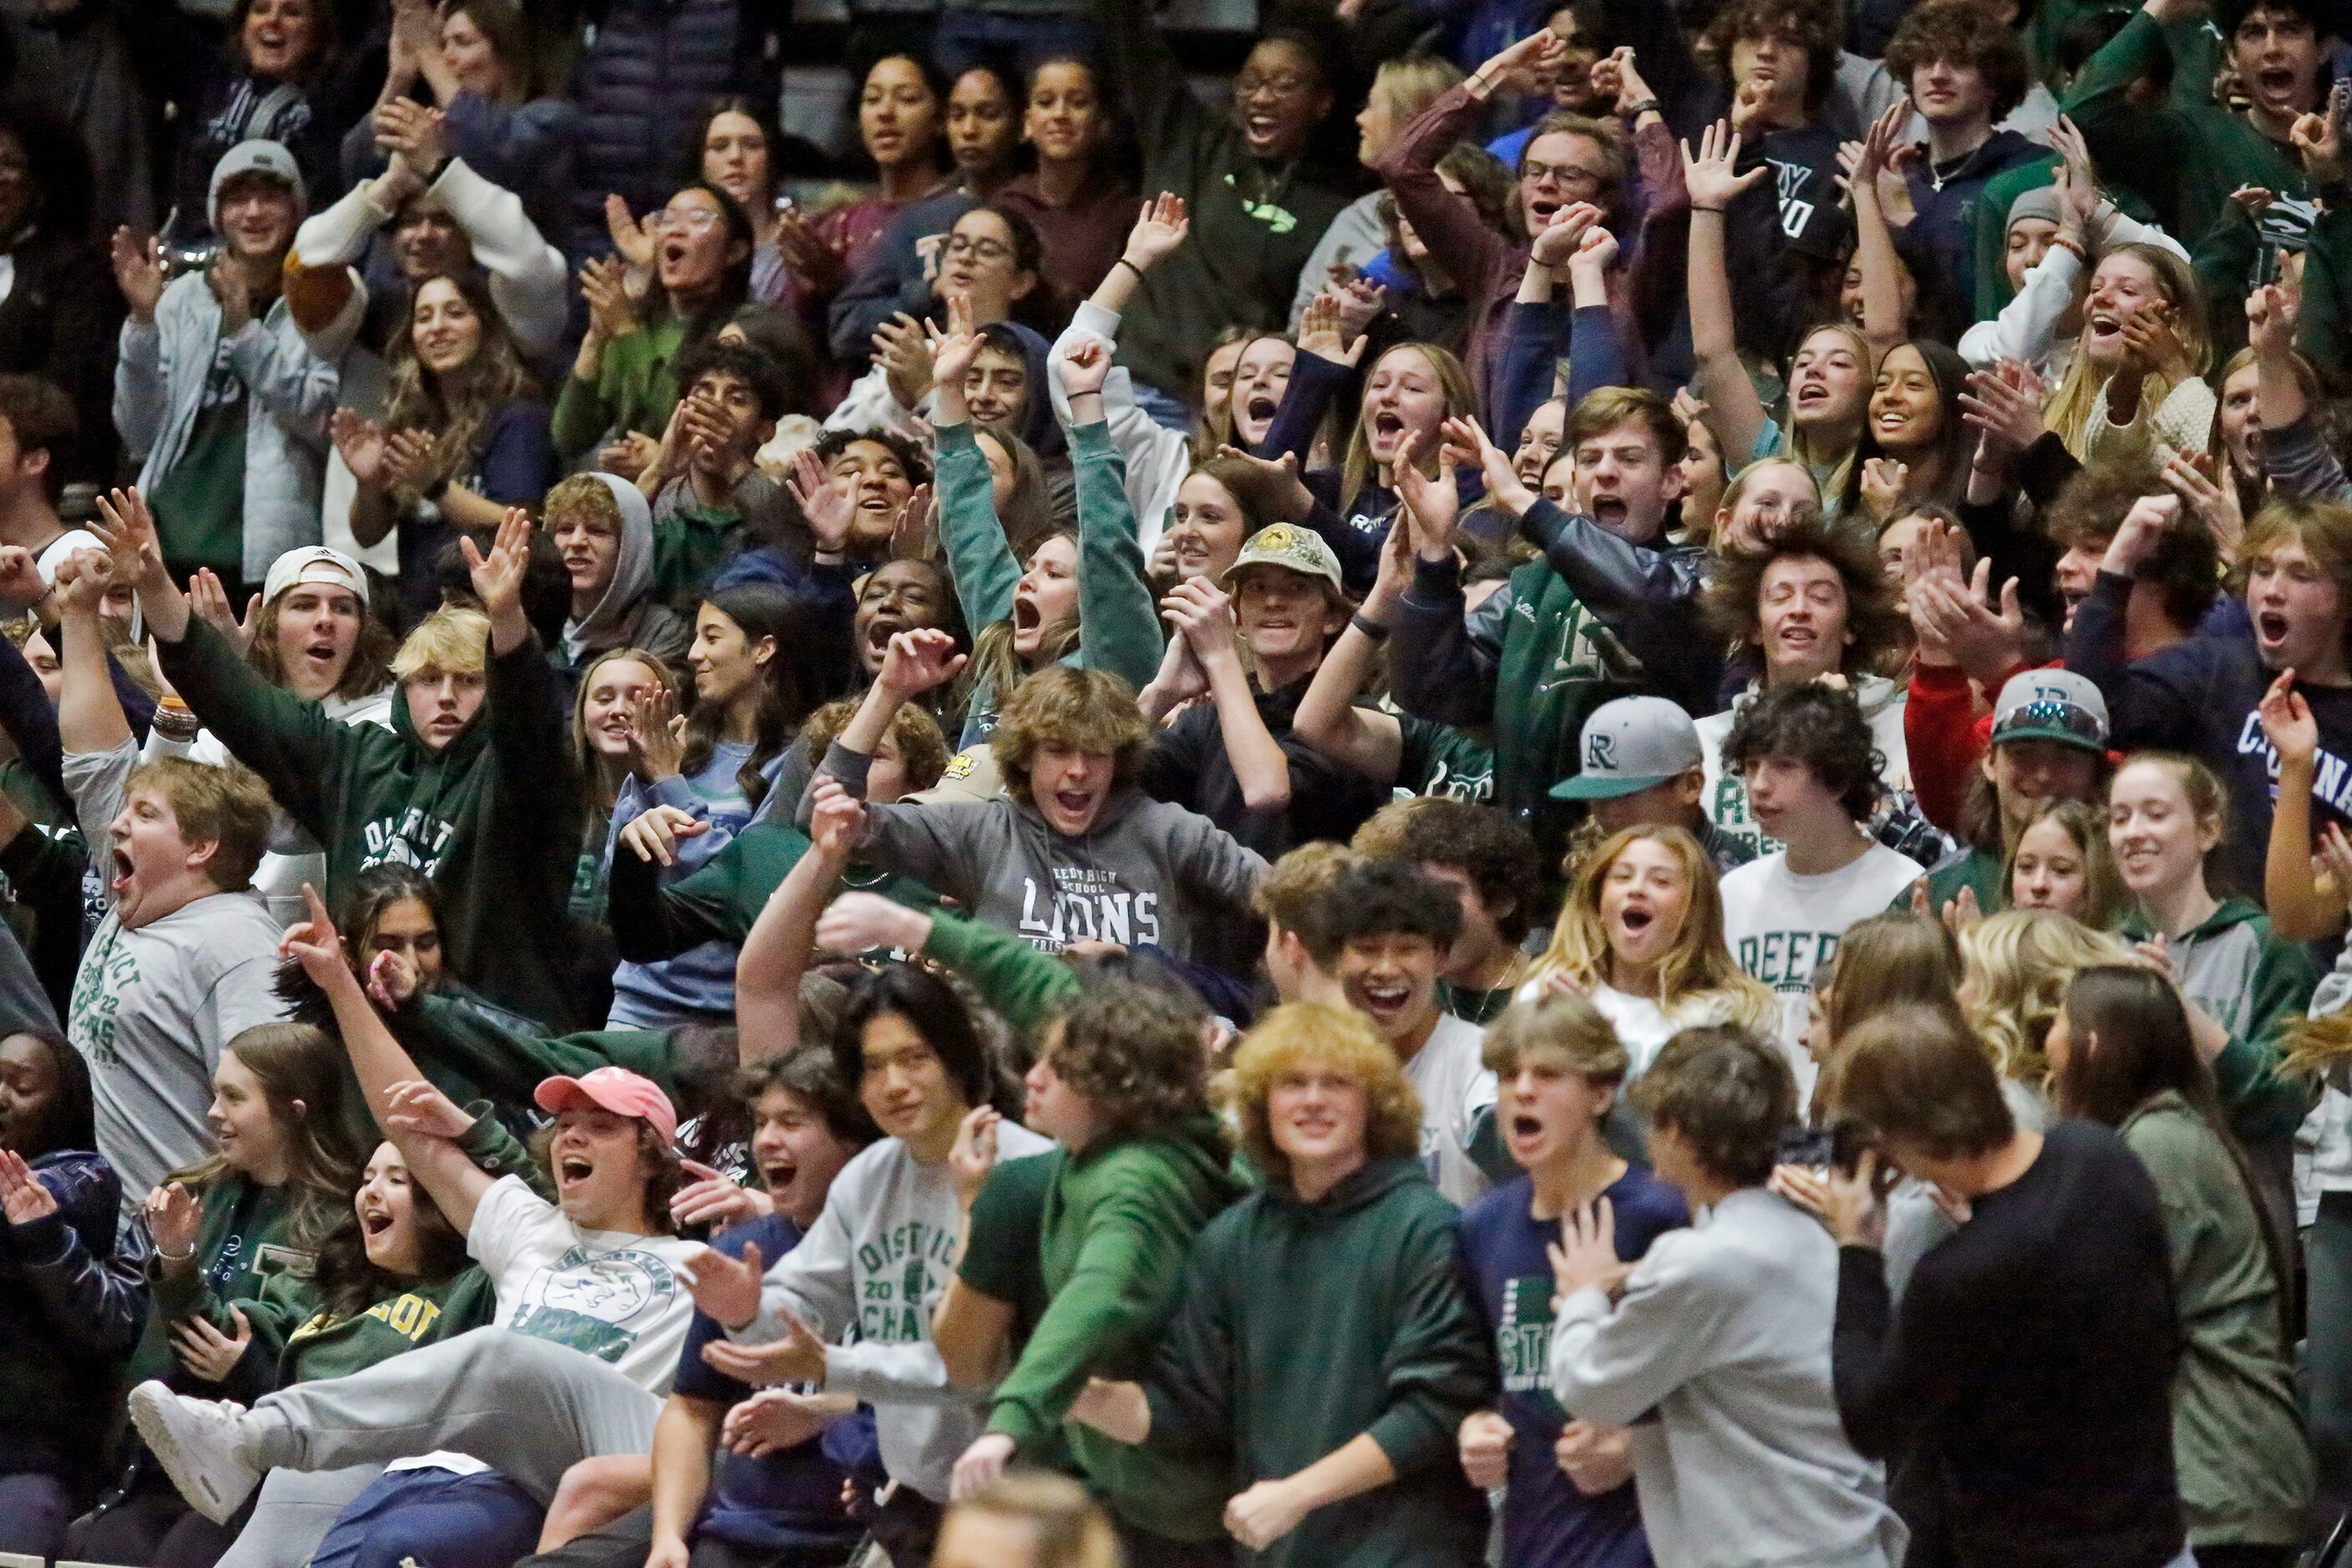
[1958,908,2131,1085]
[1525,827,1776,1029]
[1783,321,1873,501]
[2043,243,2212,462]
[1483,992,1629,1085]
[392,606,490,681]
[544,473,624,530]
[950,1471,1123,1568]
[1252,841,1363,933]
[1224,1003,1423,1186]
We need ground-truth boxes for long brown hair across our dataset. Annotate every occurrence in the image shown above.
[1339,342,1474,518]
[311,1141,473,1320]
[170,1024,365,1254]
[570,647,680,812]
[382,271,541,510]
[244,581,397,703]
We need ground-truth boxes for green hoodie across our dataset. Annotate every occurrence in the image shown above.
[920,905,1080,1035]
[552,312,690,462]
[1141,1155,1495,1568]
[126,1171,316,1397]
[2124,897,2319,1142]
[383,994,681,1127]
[156,617,591,1029]
[987,1115,1246,1542]
[608,818,936,963]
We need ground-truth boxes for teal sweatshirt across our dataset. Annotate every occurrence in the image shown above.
[987,1115,1246,1542]
[936,417,1161,745]
[1140,1155,1495,1568]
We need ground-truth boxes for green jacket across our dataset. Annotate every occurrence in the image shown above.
[937,418,1161,744]
[1907,846,2004,921]
[989,1115,1245,1541]
[552,313,690,462]
[1141,1156,1494,1568]
[921,904,1080,1036]
[2119,1092,2312,1546]
[2125,898,2319,1141]
[2064,11,2314,277]
[1493,555,1630,873]
[2287,203,2352,379]
[607,818,937,966]
[128,1172,314,1397]
[156,617,591,1030]
[386,993,680,1123]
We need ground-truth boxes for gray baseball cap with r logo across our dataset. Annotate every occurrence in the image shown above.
[1550,695,1705,801]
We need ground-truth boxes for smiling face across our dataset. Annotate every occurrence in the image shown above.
[857,1012,966,1148]
[1228,336,1296,449]
[392,200,468,281]
[438,7,507,99]
[1168,473,1252,582]
[1201,339,1246,434]
[355,1141,428,1274]
[403,665,487,750]
[1713,460,1818,554]
[1012,534,1078,659]
[2006,215,2057,292]
[549,1106,654,1229]
[1232,37,1330,162]
[2107,757,2218,900]
[831,439,916,554]
[1498,1050,1615,1172]
[0,1033,60,1153]
[1232,564,1343,669]
[361,893,444,994]
[2081,251,2166,370]
[2011,814,2091,918]
[688,602,775,708]
[271,583,363,702]
[240,0,318,79]
[1909,54,1993,127]
[1986,736,2102,840]
[1597,836,1692,980]
[208,1050,290,1181]
[962,342,1030,433]
[109,786,215,929]
[216,172,298,264]
[1025,59,1104,165]
[701,109,771,214]
[948,68,1020,181]
[1337,931,1445,1048]
[749,1085,856,1227]
[861,56,942,172]
[1519,129,1609,238]
[1788,328,1869,435]
[654,187,740,301]
[1572,416,1684,544]
[579,655,661,761]
[2054,537,2109,631]
[1266,1063,1369,1173]
[2218,362,2262,478]
[409,277,483,377]
[1758,554,1851,685]
[2231,5,2323,122]
[853,559,950,675]
[1027,744,1115,834]
[1869,343,1944,454]
[2246,533,2348,676]
[550,503,621,611]
[1515,399,1567,486]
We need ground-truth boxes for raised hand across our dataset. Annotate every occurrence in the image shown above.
[805,778,869,859]
[1909,555,2024,688]
[625,685,686,781]
[1603,45,1656,118]
[0,1148,58,1224]
[785,448,858,554]
[328,407,390,488]
[1161,577,1242,665]
[814,889,932,956]
[1858,458,1909,522]
[670,1161,772,1230]
[110,227,164,321]
[92,488,165,587]
[1332,276,1386,341]
[366,947,422,1011]
[599,430,662,482]
[1439,414,1527,523]
[277,883,352,989]
[1528,200,1603,269]
[1060,336,1113,398]
[1297,289,1368,367]
[379,1079,477,1141]
[1959,360,2048,470]
[171,1306,252,1383]
[148,1181,203,1260]
[206,257,253,336]
[1680,121,1768,210]
[2103,493,2180,576]
[1474,27,1566,97]
[873,311,935,411]
[2292,80,2349,183]
[1211,445,1315,523]
[459,506,534,640]
[188,569,261,652]
[1391,426,1462,554]
[2259,668,2318,766]
[382,429,440,493]
[1850,99,1909,191]
[374,97,448,175]
[948,1105,1000,1210]
[876,626,969,698]
[888,484,935,562]
[928,290,984,395]
[605,192,657,268]
[2247,283,2299,361]
[1545,1196,1628,1302]
[1121,191,1191,271]
[1141,619,1209,718]
[0,547,41,611]
[2160,450,2243,564]
[680,1240,766,1331]
[1566,225,1619,281]
[579,255,639,343]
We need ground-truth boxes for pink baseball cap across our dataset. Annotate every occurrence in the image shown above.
[534,1067,678,1145]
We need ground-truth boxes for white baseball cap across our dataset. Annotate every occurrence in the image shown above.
[262,546,369,609]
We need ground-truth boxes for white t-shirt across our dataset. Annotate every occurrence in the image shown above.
[1402,1012,1498,1206]
[468,1173,707,1395]
[1721,842,1925,1091]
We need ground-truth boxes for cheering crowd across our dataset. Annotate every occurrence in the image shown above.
[3,0,2352,1562]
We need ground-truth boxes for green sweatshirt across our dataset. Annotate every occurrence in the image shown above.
[2286,202,2352,377]
[156,617,591,1030]
[552,313,691,462]
[1493,555,1626,877]
[127,1172,314,1396]
[609,818,938,968]
[2064,12,2314,275]
[2124,898,2319,1141]
[920,905,1080,1035]
[987,1115,1245,1542]
[1141,1156,1495,1568]
[386,993,680,1120]
[937,419,1161,743]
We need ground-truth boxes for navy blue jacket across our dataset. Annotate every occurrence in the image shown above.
[0,1150,146,1490]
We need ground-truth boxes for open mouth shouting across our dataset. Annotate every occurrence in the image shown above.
[2255,609,2293,653]
[110,846,134,899]
[1587,492,1630,532]
[556,1154,596,1193]
[1348,974,1415,1024]
[1242,112,1282,152]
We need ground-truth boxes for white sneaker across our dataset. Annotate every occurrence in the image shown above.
[128,1379,262,1523]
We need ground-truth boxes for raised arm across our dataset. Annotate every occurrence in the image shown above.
[1161,577,1289,811]
[1292,519,1411,787]
[279,887,497,1234]
[733,791,862,1064]
[51,549,130,759]
[1848,104,1911,357]
[1063,338,1165,690]
[1682,123,1773,464]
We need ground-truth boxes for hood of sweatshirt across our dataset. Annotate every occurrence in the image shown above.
[992,318,1065,461]
[1731,670,1900,721]
[562,473,656,663]
[1261,1152,1429,1219]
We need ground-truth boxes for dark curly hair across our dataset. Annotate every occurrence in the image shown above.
[1044,977,1213,1138]
[814,427,933,489]
[733,1048,881,1149]
[1704,0,1844,114]
[2041,456,2219,633]
[1353,797,1540,944]
[1884,0,2031,122]
[1702,512,1908,679]
[1303,861,1464,968]
[1721,680,1884,822]
[1630,1024,1795,1186]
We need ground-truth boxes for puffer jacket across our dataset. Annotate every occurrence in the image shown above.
[568,0,776,249]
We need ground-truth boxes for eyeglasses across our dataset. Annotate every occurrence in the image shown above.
[1237,72,1314,99]
[1522,160,1606,190]
[943,233,1012,262]
[651,208,723,233]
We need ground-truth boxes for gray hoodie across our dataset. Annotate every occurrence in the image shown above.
[814,742,1267,965]
[561,472,688,670]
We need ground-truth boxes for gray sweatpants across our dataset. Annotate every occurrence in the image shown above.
[246,1328,662,1503]
[215,1466,383,1568]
